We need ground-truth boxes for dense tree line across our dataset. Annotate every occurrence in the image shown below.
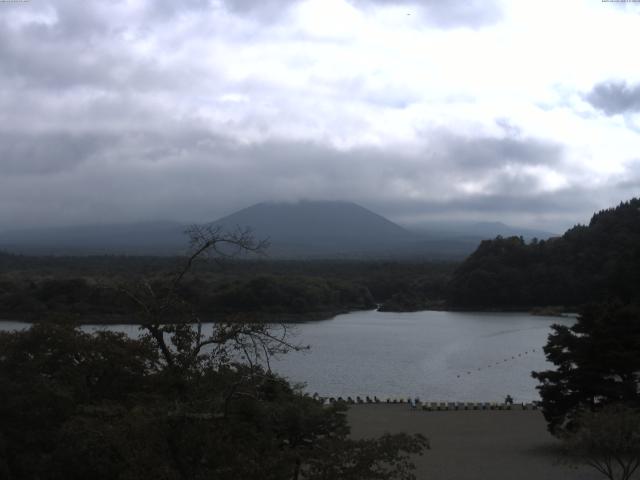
[0,257,453,320]
[448,198,640,309]
[0,275,375,321]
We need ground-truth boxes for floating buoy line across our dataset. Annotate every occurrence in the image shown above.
[455,348,540,378]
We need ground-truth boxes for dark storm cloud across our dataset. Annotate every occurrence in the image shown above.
[351,0,502,28]
[585,81,640,116]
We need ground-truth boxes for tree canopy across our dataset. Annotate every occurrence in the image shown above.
[0,226,428,479]
[448,198,640,309]
[532,302,640,434]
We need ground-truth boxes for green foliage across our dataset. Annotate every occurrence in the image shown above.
[0,323,427,479]
[1,224,433,479]
[199,275,375,314]
[563,404,640,480]
[0,259,454,321]
[532,303,640,434]
[448,198,640,308]
[0,323,158,479]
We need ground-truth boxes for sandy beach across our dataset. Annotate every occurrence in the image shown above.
[348,404,603,480]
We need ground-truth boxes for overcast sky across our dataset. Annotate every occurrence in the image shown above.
[1,0,639,232]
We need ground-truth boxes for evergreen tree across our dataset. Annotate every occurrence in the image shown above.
[532,302,640,434]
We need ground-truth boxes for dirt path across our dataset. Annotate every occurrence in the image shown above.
[348,404,604,480]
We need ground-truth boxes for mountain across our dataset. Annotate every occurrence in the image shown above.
[0,200,557,259]
[212,201,557,258]
[0,202,419,257]
[211,201,418,257]
[448,198,640,308]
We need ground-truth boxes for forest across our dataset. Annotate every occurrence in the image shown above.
[0,253,453,321]
[447,198,640,309]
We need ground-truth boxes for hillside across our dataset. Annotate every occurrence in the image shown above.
[447,198,640,308]
[212,201,418,257]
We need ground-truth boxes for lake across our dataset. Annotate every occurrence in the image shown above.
[0,310,574,403]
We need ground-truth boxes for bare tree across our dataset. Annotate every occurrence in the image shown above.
[118,225,302,373]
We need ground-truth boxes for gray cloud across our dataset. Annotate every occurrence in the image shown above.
[215,0,302,23]
[0,3,185,92]
[0,132,110,175]
[224,0,297,14]
[368,185,630,234]
[146,0,214,19]
[0,0,634,236]
[218,0,502,28]
[351,0,502,28]
[0,128,582,232]
[585,81,640,115]
[616,159,640,189]
[374,187,595,218]
[20,2,109,42]
[427,131,562,171]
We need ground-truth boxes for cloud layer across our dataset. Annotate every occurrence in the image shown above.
[1,0,639,232]
[586,81,640,115]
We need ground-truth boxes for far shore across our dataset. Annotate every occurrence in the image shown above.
[0,310,352,326]
[348,404,600,480]
[0,306,576,326]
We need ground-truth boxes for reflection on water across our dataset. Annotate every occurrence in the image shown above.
[0,310,573,403]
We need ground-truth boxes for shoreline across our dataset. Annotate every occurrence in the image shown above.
[0,309,352,325]
[0,306,574,326]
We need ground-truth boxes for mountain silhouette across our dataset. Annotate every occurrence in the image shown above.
[211,201,417,257]
[0,201,555,258]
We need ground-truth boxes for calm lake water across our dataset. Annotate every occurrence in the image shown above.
[0,310,574,403]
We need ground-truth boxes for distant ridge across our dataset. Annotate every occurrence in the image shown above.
[0,221,188,256]
[0,200,556,259]
[407,220,556,241]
